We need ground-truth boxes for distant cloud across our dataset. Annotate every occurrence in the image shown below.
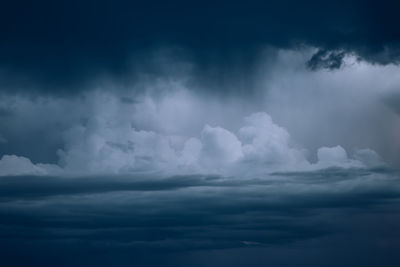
[0,111,384,176]
[0,48,398,176]
[0,155,60,176]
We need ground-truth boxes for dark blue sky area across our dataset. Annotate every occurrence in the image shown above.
[0,0,399,91]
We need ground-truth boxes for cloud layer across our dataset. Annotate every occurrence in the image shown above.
[0,167,399,266]
[0,48,396,176]
[1,0,400,92]
[1,3,400,265]
[0,110,384,176]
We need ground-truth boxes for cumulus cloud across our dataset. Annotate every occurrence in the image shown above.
[353,148,386,168]
[238,113,307,167]
[314,146,362,168]
[0,48,396,176]
[55,109,303,176]
[0,155,60,176]
[199,125,243,169]
[0,109,384,176]
[309,146,385,170]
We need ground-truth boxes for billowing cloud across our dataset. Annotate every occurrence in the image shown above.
[199,125,243,168]
[1,48,397,176]
[238,112,306,167]
[0,109,384,176]
[0,155,61,176]
[1,3,400,266]
[0,155,47,176]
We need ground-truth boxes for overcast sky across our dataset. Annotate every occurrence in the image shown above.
[1,1,400,266]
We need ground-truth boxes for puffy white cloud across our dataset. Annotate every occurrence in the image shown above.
[199,125,243,170]
[0,155,60,176]
[311,146,387,169]
[353,148,386,168]
[318,146,352,165]
[57,120,180,175]
[238,112,308,168]
[0,109,386,177]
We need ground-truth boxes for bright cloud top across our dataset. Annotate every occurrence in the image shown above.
[0,109,384,176]
[0,48,394,177]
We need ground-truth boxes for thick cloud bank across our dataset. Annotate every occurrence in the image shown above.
[0,110,383,176]
[1,0,400,92]
[0,45,399,267]
[0,48,396,176]
[0,168,399,267]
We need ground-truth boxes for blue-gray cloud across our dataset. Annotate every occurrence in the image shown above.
[1,3,400,265]
[0,0,400,92]
[0,168,399,266]
[0,49,397,174]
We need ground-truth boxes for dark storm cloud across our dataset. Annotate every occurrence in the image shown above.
[306,49,346,70]
[0,174,220,200]
[0,168,400,266]
[1,0,400,92]
[0,167,396,200]
[1,2,400,265]
[0,168,399,242]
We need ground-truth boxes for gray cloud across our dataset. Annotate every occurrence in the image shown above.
[0,112,383,176]
[306,49,347,70]
[1,0,400,94]
[1,48,399,175]
[0,168,399,266]
[0,48,398,267]
[1,2,400,265]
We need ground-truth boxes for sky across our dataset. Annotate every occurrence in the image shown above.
[1,1,400,266]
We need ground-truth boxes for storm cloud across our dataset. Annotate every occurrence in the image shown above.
[0,168,400,266]
[1,2,400,266]
[1,0,400,92]
[0,48,398,174]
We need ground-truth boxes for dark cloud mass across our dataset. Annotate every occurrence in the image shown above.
[306,49,347,70]
[0,0,400,91]
[1,168,400,266]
